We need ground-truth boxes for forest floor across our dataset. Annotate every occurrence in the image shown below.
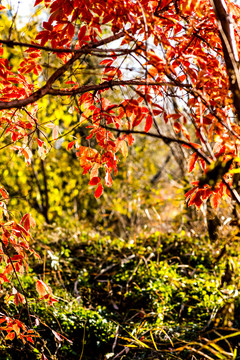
[1,219,240,360]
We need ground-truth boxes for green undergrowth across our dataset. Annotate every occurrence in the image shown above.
[1,224,240,359]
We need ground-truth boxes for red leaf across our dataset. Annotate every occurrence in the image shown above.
[36,280,51,297]
[181,125,190,141]
[0,273,9,283]
[14,223,30,237]
[67,23,75,39]
[37,138,44,147]
[5,332,15,340]
[0,317,7,325]
[127,134,134,146]
[67,141,75,150]
[185,187,197,200]
[0,187,8,199]
[95,183,103,198]
[12,132,18,141]
[10,255,23,262]
[173,121,181,134]
[144,115,153,132]
[169,114,182,120]
[14,291,25,306]
[89,177,101,186]
[43,22,52,31]
[44,0,51,7]
[132,116,144,128]
[26,336,34,344]
[20,213,35,231]
[199,158,206,170]
[34,0,43,5]
[190,142,202,149]
[65,80,76,85]
[188,191,203,208]
[99,59,113,66]
[188,152,198,173]
[202,187,213,200]
[2,234,8,247]
[78,25,87,42]
[211,192,221,208]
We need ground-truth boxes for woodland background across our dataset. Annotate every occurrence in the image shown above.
[0,0,240,359]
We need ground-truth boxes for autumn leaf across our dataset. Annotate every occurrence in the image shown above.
[118,140,128,157]
[36,280,52,297]
[34,0,43,5]
[89,176,101,185]
[20,213,36,232]
[188,152,198,173]
[37,138,44,147]
[52,126,59,140]
[95,183,103,198]
[0,187,8,199]
[26,336,35,344]
[67,23,75,39]
[78,25,87,41]
[5,332,15,341]
[67,141,76,150]
[173,121,181,134]
[12,288,25,306]
[144,115,153,132]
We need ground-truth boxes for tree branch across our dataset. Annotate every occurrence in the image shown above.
[0,38,136,55]
[211,0,240,122]
[101,125,210,163]
[0,30,127,110]
[48,80,191,96]
[0,79,191,110]
[102,125,240,205]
